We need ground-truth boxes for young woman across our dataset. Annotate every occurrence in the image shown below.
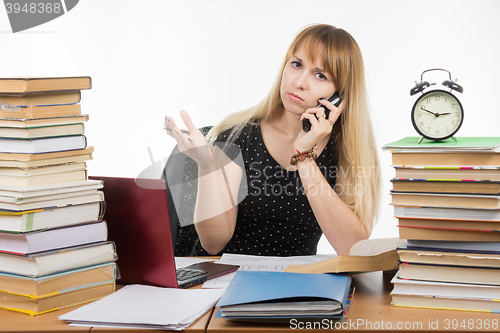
[165,24,381,256]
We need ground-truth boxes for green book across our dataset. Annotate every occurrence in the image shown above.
[382,137,500,151]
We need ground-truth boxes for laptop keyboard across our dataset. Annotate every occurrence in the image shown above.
[176,267,208,282]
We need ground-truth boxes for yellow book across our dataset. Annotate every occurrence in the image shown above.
[0,91,81,107]
[0,104,81,120]
[0,114,89,129]
[0,123,84,139]
[0,169,87,187]
[0,146,93,168]
[0,282,115,316]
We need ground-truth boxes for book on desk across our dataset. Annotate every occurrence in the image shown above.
[285,237,404,274]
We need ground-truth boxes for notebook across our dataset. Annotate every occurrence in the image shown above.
[89,176,239,288]
[215,270,351,321]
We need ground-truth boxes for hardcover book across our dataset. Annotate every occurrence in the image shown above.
[391,270,500,299]
[383,137,500,151]
[399,261,500,285]
[0,114,89,129]
[0,281,114,316]
[0,146,93,168]
[391,192,500,209]
[0,242,116,277]
[0,135,87,154]
[391,151,500,167]
[0,123,84,139]
[392,293,500,312]
[397,244,500,268]
[0,263,116,299]
[0,189,102,211]
[0,169,87,187]
[0,201,105,233]
[393,166,500,182]
[0,179,102,201]
[0,104,81,119]
[393,206,500,221]
[0,77,91,94]
[398,225,500,242]
[397,218,500,232]
[0,91,81,106]
[0,220,108,255]
[391,178,500,195]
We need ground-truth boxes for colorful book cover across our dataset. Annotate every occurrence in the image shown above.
[383,137,500,150]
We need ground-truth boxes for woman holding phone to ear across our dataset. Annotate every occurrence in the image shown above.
[165,24,381,256]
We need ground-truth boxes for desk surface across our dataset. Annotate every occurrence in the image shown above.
[0,304,87,333]
[0,304,212,333]
[2,271,500,332]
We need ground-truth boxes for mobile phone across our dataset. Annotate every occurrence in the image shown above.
[302,91,342,132]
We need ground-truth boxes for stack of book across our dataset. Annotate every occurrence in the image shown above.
[383,136,500,312]
[0,77,117,316]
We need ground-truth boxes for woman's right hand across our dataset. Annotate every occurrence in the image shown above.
[164,110,214,171]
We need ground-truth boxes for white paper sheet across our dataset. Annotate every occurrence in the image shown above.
[217,253,336,271]
[201,254,336,289]
[59,284,225,330]
[202,271,237,289]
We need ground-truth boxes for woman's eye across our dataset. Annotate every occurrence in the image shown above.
[316,73,327,80]
[291,61,302,68]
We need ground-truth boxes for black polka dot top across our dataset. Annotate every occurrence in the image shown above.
[193,123,338,257]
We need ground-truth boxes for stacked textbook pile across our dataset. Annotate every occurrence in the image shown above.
[384,136,500,312]
[0,77,117,316]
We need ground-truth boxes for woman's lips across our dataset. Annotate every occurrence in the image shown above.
[288,93,304,103]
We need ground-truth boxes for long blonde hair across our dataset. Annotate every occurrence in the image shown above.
[207,24,381,232]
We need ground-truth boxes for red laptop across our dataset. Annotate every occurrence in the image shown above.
[89,176,238,288]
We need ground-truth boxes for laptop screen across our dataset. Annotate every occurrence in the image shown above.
[89,176,178,288]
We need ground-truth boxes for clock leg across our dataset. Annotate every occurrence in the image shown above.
[451,136,458,143]
[417,136,424,144]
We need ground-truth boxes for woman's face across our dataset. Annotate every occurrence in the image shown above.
[280,46,336,117]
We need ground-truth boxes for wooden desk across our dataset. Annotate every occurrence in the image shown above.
[0,285,212,333]
[207,271,500,332]
[0,305,88,333]
[4,271,500,332]
[0,304,212,333]
[89,309,213,333]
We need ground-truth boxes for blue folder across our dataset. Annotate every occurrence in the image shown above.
[215,270,351,320]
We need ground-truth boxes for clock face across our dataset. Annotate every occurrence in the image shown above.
[411,90,464,140]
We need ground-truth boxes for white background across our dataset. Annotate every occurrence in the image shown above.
[1,0,499,254]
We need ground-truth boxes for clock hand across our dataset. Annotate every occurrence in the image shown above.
[420,106,438,116]
[437,112,451,116]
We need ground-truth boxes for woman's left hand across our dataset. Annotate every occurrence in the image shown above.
[164,110,214,170]
[295,98,343,152]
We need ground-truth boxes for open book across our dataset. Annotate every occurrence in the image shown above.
[285,238,405,274]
